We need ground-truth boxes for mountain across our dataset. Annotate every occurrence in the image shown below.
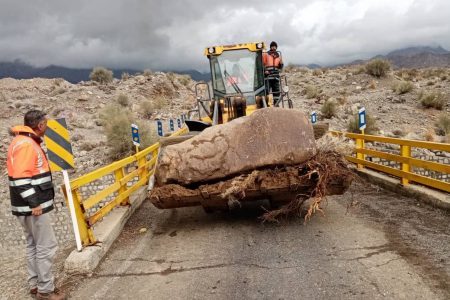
[383,46,450,68]
[0,60,210,83]
[386,46,449,57]
[2,46,449,83]
[344,46,450,68]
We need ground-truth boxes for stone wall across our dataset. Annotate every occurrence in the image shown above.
[364,143,449,182]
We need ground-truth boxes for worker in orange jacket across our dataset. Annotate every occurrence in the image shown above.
[263,41,284,106]
[7,110,65,300]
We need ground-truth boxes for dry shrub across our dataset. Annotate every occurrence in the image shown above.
[143,69,152,77]
[347,114,378,134]
[419,91,446,110]
[284,64,297,72]
[316,133,354,156]
[312,69,323,76]
[423,129,435,142]
[166,72,176,83]
[121,72,130,80]
[178,74,191,86]
[53,78,64,86]
[392,81,414,95]
[50,87,67,96]
[140,100,154,119]
[392,129,404,137]
[427,81,435,86]
[435,114,450,136]
[337,96,347,105]
[365,59,391,78]
[423,68,446,79]
[354,66,366,75]
[90,67,113,84]
[369,80,377,89]
[153,95,167,109]
[321,99,337,119]
[395,69,418,81]
[100,104,157,160]
[298,67,310,75]
[116,94,129,107]
[305,85,320,99]
[79,142,97,152]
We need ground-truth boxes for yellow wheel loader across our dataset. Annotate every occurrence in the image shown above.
[185,42,293,132]
[148,42,351,216]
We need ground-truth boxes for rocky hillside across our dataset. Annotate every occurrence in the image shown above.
[0,72,196,171]
[286,65,449,141]
[0,66,449,202]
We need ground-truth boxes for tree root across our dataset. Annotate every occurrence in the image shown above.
[260,150,354,223]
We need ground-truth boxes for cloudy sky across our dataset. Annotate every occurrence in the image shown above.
[1,0,449,71]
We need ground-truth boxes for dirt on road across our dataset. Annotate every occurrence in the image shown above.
[66,180,450,300]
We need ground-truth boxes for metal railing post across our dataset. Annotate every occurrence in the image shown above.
[137,155,148,178]
[152,149,159,173]
[71,188,96,246]
[356,136,365,169]
[400,145,411,185]
[115,167,130,206]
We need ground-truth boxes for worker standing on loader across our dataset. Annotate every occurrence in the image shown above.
[263,41,284,106]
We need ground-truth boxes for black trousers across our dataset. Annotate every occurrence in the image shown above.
[265,75,281,106]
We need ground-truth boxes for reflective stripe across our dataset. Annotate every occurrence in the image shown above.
[9,179,32,187]
[11,199,54,212]
[31,176,52,185]
[9,176,52,187]
[20,188,36,198]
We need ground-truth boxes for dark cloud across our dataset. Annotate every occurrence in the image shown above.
[0,0,449,71]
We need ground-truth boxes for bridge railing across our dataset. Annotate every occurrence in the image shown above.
[332,131,450,193]
[62,127,188,247]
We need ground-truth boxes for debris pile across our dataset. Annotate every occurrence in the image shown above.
[149,109,353,220]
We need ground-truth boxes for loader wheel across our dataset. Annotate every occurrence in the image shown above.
[202,206,215,214]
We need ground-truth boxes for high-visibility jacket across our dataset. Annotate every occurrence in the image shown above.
[7,126,54,216]
[263,51,283,70]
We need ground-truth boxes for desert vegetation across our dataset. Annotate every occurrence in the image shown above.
[90,66,113,84]
[365,59,391,77]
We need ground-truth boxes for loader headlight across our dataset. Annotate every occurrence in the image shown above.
[256,43,263,49]
[208,47,215,54]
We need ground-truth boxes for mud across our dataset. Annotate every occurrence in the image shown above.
[345,181,450,297]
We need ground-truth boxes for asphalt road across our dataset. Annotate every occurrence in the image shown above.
[68,182,450,299]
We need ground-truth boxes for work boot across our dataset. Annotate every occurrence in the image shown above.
[36,289,66,300]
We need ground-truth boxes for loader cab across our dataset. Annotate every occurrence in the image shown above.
[187,42,292,131]
[190,43,266,127]
[208,44,266,105]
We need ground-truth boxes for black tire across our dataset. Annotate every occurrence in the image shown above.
[202,206,215,214]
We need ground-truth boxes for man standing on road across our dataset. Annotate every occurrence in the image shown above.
[263,41,284,106]
[7,110,65,300]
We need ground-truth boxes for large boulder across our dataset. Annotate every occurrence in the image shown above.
[155,108,317,185]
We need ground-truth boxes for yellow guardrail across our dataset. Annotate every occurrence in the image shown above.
[332,131,450,193]
[63,127,188,247]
